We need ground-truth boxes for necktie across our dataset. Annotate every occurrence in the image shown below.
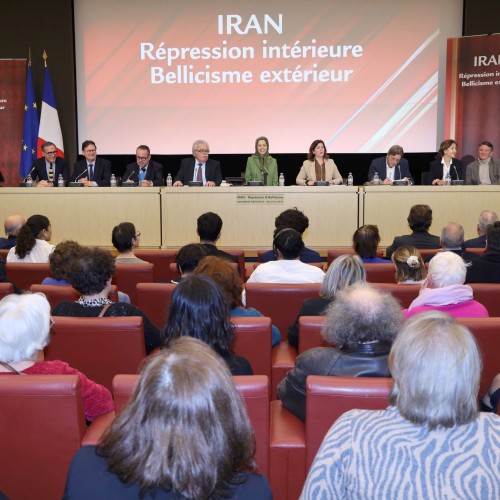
[49,163,54,183]
[196,163,203,182]
[88,164,94,181]
[139,167,146,182]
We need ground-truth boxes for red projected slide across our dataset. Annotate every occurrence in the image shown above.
[74,0,462,154]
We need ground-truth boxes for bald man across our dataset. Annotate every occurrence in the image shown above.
[0,215,25,249]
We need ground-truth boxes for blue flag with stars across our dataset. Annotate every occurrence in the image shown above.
[19,63,39,178]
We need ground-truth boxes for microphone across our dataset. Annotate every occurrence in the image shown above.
[23,165,36,182]
[74,168,88,182]
[453,165,459,180]
[398,164,401,180]
[125,170,135,182]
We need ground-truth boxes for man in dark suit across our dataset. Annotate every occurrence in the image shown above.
[70,140,112,186]
[174,140,222,186]
[31,141,69,187]
[0,215,25,249]
[466,222,500,283]
[424,222,478,264]
[385,204,440,260]
[123,145,164,186]
[368,145,413,184]
[464,210,499,248]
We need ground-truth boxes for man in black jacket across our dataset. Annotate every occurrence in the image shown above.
[466,222,500,283]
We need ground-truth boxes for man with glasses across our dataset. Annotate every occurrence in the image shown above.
[367,145,413,185]
[173,140,222,187]
[70,140,112,186]
[31,141,69,187]
[123,145,164,186]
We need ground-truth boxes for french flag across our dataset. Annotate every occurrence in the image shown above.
[37,62,64,158]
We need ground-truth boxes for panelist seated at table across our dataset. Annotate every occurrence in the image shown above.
[70,140,112,187]
[367,145,413,185]
[428,139,464,185]
[245,136,278,186]
[296,139,343,186]
[173,140,222,187]
[30,141,69,187]
[122,145,164,186]
[465,141,500,185]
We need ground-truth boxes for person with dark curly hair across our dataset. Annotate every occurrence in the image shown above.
[42,240,83,286]
[161,274,252,375]
[51,247,161,354]
[6,214,54,263]
[278,284,403,421]
[112,222,147,263]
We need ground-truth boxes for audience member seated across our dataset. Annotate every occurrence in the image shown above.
[112,222,148,263]
[404,252,488,319]
[278,284,403,421]
[392,245,427,284]
[161,274,252,375]
[466,221,500,283]
[52,247,161,354]
[481,373,500,413]
[6,214,54,263]
[197,212,238,267]
[302,311,500,498]
[0,293,113,421]
[428,139,465,185]
[64,337,272,499]
[353,224,390,263]
[248,228,324,284]
[385,204,440,260]
[172,243,208,283]
[260,208,321,263]
[287,254,366,348]
[465,141,500,185]
[425,222,478,263]
[193,256,281,346]
[463,210,498,248]
[0,214,25,250]
[42,240,83,286]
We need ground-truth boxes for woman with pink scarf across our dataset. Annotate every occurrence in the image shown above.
[404,251,488,318]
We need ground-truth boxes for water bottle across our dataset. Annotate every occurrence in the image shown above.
[445,173,451,186]
[166,173,172,187]
[26,174,33,187]
[347,172,354,186]
[110,174,117,187]
[279,172,285,186]
[373,172,380,185]
[57,174,64,187]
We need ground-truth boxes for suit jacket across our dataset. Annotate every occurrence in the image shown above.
[296,159,342,185]
[368,156,413,183]
[31,157,70,186]
[428,158,464,184]
[463,235,486,249]
[465,158,500,185]
[385,231,440,260]
[71,157,112,186]
[123,161,164,186]
[465,249,500,284]
[174,158,222,186]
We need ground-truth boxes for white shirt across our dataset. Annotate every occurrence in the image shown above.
[247,259,325,284]
[385,164,395,181]
[7,239,55,263]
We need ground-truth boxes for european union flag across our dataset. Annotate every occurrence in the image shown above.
[19,62,39,178]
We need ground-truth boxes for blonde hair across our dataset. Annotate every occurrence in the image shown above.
[391,245,426,283]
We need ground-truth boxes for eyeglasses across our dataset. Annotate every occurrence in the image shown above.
[50,318,55,328]
[45,151,58,155]
[136,156,149,161]
[135,232,141,237]
[196,149,210,154]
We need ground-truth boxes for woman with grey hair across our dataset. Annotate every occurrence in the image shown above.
[0,293,113,422]
[303,311,500,498]
[279,284,402,421]
[287,254,366,347]
[404,251,488,318]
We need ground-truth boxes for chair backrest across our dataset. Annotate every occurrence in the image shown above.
[0,248,8,261]
[232,316,272,378]
[468,283,500,317]
[225,249,246,280]
[136,282,177,329]
[134,249,176,283]
[112,374,270,476]
[371,283,421,309]
[417,248,439,260]
[364,263,396,283]
[0,282,13,299]
[245,283,321,340]
[305,376,393,471]
[458,318,500,396]
[31,284,119,310]
[464,247,484,255]
[112,263,154,305]
[298,316,328,354]
[0,375,86,499]
[6,262,51,291]
[44,316,146,391]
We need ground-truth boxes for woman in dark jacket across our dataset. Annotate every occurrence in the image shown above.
[429,139,464,185]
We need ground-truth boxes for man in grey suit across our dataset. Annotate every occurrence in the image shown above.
[466,141,500,185]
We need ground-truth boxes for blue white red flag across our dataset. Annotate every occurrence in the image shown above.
[20,62,39,178]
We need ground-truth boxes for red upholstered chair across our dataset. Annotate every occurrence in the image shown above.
[372,283,421,309]
[232,317,272,379]
[6,262,51,291]
[364,263,396,283]
[464,247,484,255]
[458,318,500,396]
[225,249,246,280]
[113,262,154,305]
[0,282,13,299]
[136,282,176,329]
[30,284,120,309]
[134,249,176,283]
[417,248,439,260]
[0,375,93,499]
[468,283,500,317]
[298,316,328,354]
[44,316,146,391]
[0,248,8,261]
